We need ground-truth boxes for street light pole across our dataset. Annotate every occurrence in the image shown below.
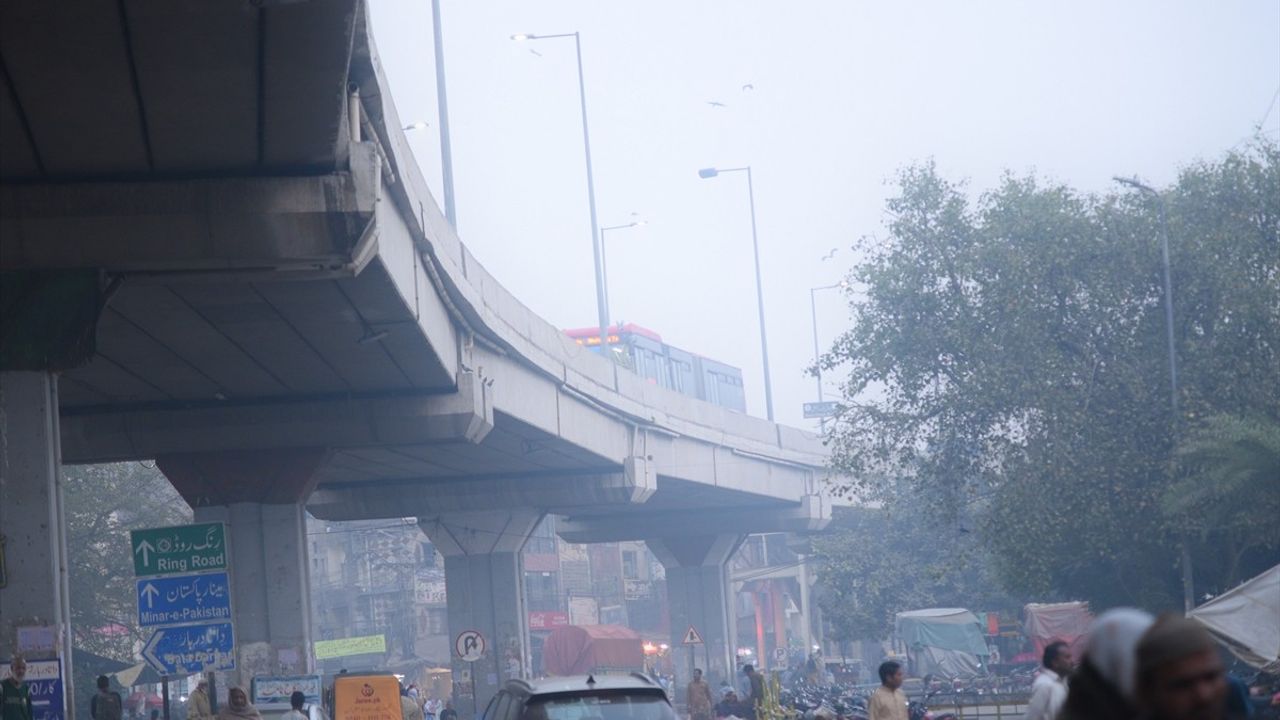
[430,0,457,227]
[1114,175,1192,613]
[698,166,775,421]
[600,220,646,325]
[809,282,845,431]
[513,32,609,349]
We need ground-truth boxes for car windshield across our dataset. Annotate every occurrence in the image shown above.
[523,692,676,720]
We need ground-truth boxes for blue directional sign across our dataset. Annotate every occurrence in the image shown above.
[136,572,232,628]
[143,622,236,675]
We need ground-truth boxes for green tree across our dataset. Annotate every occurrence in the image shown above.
[64,462,190,703]
[811,483,1013,645]
[1168,414,1280,590]
[821,141,1280,612]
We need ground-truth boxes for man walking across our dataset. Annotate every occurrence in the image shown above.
[91,676,124,720]
[1025,641,1071,720]
[868,661,907,720]
[1,657,32,720]
[687,669,714,720]
[188,680,213,720]
[741,665,764,717]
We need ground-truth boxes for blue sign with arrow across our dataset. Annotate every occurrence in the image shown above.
[136,573,232,628]
[143,622,236,675]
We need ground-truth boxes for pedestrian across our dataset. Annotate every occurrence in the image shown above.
[282,692,308,720]
[742,665,764,717]
[92,675,125,720]
[1,657,32,720]
[1059,608,1154,720]
[687,669,714,720]
[1135,614,1229,720]
[188,680,213,720]
[867,661,907,720]
[439,701,457,720]
[400,685,424,720]
[150,710,160,720]
[216,688,262,720]
[714,689,744,719]
[1025,641,1073,720]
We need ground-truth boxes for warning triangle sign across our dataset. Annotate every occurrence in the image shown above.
[682,625,704,645]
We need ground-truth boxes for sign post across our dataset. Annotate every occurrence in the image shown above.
[801,401,839,419]
[681,626,703,691]
[131,523,227,576]
[133,523,236,678]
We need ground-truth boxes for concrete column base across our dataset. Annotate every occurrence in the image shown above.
[420,509,542,719]
[648,535,744,696]
[191,503,313,689]
[0,372,74,712]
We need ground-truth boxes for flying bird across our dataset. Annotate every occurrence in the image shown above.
[529,48,543,57]
[741,83,754,92]
[706,101,727,108]
[820,248,838,261]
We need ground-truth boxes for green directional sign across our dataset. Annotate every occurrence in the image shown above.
[131,523,227,577]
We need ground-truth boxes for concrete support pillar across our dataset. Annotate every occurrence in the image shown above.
[159,449,325,689]
[419,509,542,720]
[647,534,744,697]
[0,372,74,711]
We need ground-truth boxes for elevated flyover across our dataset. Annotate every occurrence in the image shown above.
[0,0,831,709]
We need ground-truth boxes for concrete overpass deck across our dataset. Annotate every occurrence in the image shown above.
[1,0,834,708]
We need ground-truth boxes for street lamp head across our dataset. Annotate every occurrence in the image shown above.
[1113,175,1157,195]
[634,220,649,227]
[697,167,719,179]
[510,33,534,41]
[403,121,429,132]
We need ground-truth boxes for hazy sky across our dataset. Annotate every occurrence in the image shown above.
[368,0,1280,429]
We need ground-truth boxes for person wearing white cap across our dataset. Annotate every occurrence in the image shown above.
[1059,608,1155,720]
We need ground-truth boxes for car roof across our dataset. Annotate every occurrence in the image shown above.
[503,674,666,697]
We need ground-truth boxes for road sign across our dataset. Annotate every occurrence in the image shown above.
[682,626,704,645]
[136,572,232,627]
[131,523,227,577]
[802,401,840,419]
[773,648,787,662]
[143,622,236,675]
[455,630,486,662]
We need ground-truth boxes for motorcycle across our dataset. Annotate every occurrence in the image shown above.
[907,689,957,720]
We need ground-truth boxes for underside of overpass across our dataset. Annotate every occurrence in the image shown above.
[0,0,833,713]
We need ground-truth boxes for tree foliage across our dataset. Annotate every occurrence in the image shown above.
[810,484,1014,643]
[820,140,1280,612]
[64,462,190,695]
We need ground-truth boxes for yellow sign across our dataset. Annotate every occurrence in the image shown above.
[314,635,386,660]
[334,674,402,720]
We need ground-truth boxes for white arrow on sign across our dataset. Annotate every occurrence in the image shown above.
[135,539,155,566]
[140,583,160,609]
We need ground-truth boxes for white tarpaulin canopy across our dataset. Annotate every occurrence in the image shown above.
[1189,563,1280,672]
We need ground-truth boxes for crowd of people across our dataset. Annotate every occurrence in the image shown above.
[1020,609,1277,720]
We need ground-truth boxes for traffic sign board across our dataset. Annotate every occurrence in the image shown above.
[802,401,840,419]
[131,523,227,577]
[455,630,486,662]
[143,622,236,675]
[136,572,232,627]
[682,626,704,645]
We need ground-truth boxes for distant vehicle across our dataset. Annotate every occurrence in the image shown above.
[563,324,747,412]
[482,674,675,720]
